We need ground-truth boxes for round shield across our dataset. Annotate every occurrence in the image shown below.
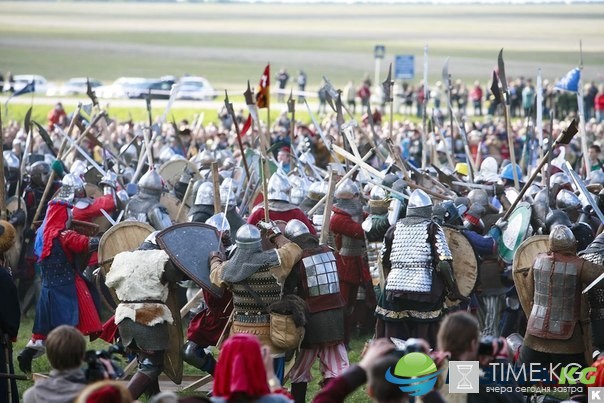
[160,192,189,223]
[97,221,154,307]
[498,202,533,264]
[443,226,478,307]
[84,168,103,187]
[158,159,201,190]
[512,235,548,316]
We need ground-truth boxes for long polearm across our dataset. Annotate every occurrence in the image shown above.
[421,44,429,169]
[0,108,5,219]
[319,170,336,245]
[224,90,252,182]
[498,49,520,190]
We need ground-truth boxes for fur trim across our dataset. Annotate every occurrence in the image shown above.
[269,295,309,327]
[0,221,16,254]
[115,303,173,326]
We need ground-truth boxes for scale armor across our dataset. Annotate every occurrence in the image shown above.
[579,234,604,329]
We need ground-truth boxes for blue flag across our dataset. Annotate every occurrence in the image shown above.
[554,68,581,92]
[5,80,36,107]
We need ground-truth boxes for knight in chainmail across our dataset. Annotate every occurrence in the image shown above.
[209,223,302,382]
[329,178,374,346]
[187,179,245,233]
[375,189,465,347]
[124,170,172,230]
[578,232,604,352]
[519,225,604,402]
[283,220,348,403]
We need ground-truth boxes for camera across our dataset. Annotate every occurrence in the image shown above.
[84,344,126,383]
[478,336,507,358]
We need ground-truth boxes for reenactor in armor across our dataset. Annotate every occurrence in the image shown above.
[68,172,119,223]
[329,178,374,346]
[247,171,316,234]
[105,232,184,399]
[519,225,604,401]
[375,189,465,346]
[363,185,391,288]
[209,223,303,381]
[18,195,101,373]
[188,181,216,224]
[124,170,172,230]
[578,232,604,352]
[283,220,348,403]
[3,150,20,198]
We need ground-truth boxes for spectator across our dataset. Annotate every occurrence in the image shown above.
[585,81,599,120]
[313,338,445,403]
[75,380,132,403]
[276,68,290,102]
[470,81,483,116]
[23,325,88,403]
[521,78,536,117]
[212,334,292,403]
[47,102,67,131]
[296,70,307,102]
[357,82,371,112]
[343,81,356,115]
[595,85,604,123]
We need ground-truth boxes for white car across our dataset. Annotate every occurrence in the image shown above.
[176,76,216,101]
[47,77,103,96]
[96,77,148,99]
[5,74,48,94]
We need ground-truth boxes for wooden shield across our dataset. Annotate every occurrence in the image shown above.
[97,221,154,306]
[84,168,103,187]
[5,196,26,270]
[160,193,189,223]
[512,235,548,316]
[158,159,201,190]
[443,227,478,307]
[164,282,183,384]
[85,183,104,199]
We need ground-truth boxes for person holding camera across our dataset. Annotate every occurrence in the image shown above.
[23,325,88,403]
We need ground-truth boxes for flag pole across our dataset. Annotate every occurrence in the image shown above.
[577,40,589,177]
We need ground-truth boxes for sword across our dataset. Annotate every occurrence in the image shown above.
[561,161,604,223]
[583,271,604,294]
[55,126,107,177]
[303,99,337,160]
[100,208,117,226]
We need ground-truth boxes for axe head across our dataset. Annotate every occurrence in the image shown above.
[335,92,345,127]
[86,77,99,107]
[287,89,295,113]
[24,106,32,135]
[557,118,579,145]
[32,120,57,157]
[497,48,509,93]
[224,90,235,116]
[382,63,393,102]
[490,70,502,103]
[243,80,254,105]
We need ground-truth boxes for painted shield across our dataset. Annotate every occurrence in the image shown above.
[512,235,548,316]
[156,222,223,297]
[5,196,26,271]
[97,221,155,307]
[443,226,478,307]
[498,202,532,264]
[158,159,201,190]
[160,192,189,223]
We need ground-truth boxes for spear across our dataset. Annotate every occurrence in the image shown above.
[422,44,429,168]
[0,107,5,219]
[224,90,252,182]
[497,49,520,190]
[287,89,296,152]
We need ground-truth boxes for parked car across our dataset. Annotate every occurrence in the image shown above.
[47,77,103,96]
[4,74,48,94]
[96,77,148,99]
[125,78,176,100]
[176,76,216,101]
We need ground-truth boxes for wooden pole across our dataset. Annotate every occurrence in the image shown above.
[211,162,221,214]
[176,178,194,223]
[0,108,5,220]
[319,170,337,245]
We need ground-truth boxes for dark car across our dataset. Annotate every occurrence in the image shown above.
[125,78,175,99]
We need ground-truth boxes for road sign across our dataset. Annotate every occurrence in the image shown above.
[395,55,415,80]
[374,45,386,59]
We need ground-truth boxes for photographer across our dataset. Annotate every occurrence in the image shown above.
[313,338,445,403]
[23,325,88,403]
[435,312,523,403]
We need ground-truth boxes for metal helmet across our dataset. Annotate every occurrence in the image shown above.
[556,189,581,211]
[120,143,138,166]
[235,224,262,251]
[99,171,118,189]
[138,170,164,197]
[534,188,549,205]
[194,181,214,206]
[308,181,328,201]
[284,219,310,239]
[590,170,604,186]
[195,149,215,168]
[525,184,543,201]
[159,146,176,164]
[267,171,292,202]
[501,164,523,182]
[549,224,577,253]
[220,177,236,207]
[121,166,135,184]
[440,200,461,225]
[70,160,88,178]
[334,178,359,200]
[61,173,86,199]
[545,210,572,231]
[205,212,230,233]
[28,161,51,186]
[467,189,489,208]
[406,189,432,218]
[289,175,308,206]
[381,173,400,189]
[369,185,387,201]
[3,151,19,170]
[550,172,571,188]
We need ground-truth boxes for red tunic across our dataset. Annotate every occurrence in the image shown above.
[329,207,370,285]
[247,205,317,235]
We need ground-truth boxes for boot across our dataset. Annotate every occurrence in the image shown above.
[182,341,216,375]
[291,382,307,403]
[127,372,155,400]
[17,347,36,373]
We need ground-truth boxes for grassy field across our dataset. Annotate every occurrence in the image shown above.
[0,1,603,92]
